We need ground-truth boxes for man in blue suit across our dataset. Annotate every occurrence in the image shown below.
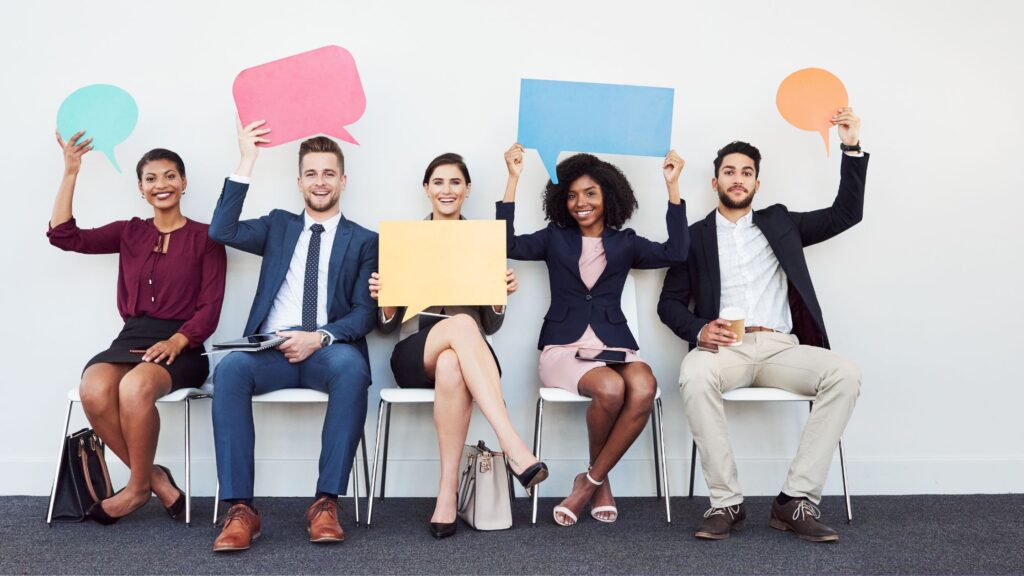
[208,120,377,552]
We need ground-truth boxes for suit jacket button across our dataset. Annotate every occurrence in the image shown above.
[585,294,592,301]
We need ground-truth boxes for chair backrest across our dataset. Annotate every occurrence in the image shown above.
[621,272,640,349]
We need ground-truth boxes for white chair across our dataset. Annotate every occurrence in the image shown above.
[687,387,853,523]
[211,388,368,525]
[365,334,497,527]
[531,274,671,524]
[365,387,435,526]
[46,384,213,526]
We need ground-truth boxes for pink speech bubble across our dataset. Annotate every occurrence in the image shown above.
[233,45,366,146]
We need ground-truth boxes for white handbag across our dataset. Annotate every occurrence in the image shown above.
[457,441,514,530]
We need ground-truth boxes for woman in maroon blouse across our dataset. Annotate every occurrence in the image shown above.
[47,131,227,524]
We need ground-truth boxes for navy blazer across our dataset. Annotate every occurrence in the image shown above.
[496,200,690,350]
[209,178,378,364]
[658,153,869,350]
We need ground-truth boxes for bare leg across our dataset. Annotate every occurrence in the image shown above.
[97,363,172,518]
[79,363,133,466]
[430,349,472,524]
[422,315,537,473]
[588,362,657,480]
[554,367,623,525]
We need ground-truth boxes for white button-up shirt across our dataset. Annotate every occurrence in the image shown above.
[716,209,792,334]
[261,211,341,334]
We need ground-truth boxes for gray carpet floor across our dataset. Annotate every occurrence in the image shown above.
[1,495,1022,575]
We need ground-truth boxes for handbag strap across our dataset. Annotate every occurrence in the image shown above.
[79,434,113,501]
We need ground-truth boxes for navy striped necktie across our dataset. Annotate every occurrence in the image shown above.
[302,223,326,331]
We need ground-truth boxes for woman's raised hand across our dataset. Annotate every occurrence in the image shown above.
[662,149,684,204]
[505,268,519,296]
[504,143,526,178]
[56,129,93,176]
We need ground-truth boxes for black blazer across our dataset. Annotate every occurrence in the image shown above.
[497,200,690,350]
[657,153,869,350]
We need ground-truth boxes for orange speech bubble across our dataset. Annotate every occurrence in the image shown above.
[776,68,848,156]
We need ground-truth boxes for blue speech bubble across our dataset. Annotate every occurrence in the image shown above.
[57,84,138,173]
[517,79,674,183]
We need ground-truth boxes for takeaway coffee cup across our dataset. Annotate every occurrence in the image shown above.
[719,307,746,345]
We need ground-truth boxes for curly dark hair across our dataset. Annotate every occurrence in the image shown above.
[542,154,638,229]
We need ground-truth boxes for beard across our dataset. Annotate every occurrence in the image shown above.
[717,184,755,210]
[305,191,340,213]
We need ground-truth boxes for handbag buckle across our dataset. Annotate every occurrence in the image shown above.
[478,452,492,473]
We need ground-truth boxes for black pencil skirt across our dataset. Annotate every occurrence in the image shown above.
[389,323,502,389]
[84,315,209,391]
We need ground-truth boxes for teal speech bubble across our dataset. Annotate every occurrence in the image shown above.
[56,84,138,173]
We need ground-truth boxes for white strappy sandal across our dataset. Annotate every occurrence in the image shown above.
[589,469,618,523]
[553,472,604,527]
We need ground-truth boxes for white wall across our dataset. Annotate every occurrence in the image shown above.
[2,0,1021,498]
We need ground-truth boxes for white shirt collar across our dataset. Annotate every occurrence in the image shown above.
[304,211,342,233]
[715,208,754,229]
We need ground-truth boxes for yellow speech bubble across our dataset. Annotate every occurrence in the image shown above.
[378,220,508,321]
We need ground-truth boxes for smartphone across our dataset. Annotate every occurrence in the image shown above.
[575,347,628,364]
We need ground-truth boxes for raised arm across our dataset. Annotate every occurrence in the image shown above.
[496,143,550,261]
[791,108,868,246]
[208,119,274,254]
[631,150,690,268]
[50,129,93,228]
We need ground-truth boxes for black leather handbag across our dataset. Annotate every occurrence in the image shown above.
[50,428,113,522]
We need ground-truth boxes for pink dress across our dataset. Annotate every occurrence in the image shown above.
[538,237,644,394]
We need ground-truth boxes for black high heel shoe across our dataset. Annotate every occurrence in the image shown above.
[429,494,458,539]
[155,465,185,521]
[86,489,133,525]
[511,461,549,490]
[428,519,457,539]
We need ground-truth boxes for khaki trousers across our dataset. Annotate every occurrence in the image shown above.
[679,331,860,507]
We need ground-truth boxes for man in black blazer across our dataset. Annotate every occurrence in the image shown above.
[658,108,866,542]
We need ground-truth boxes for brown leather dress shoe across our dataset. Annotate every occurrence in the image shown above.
[306,497,345,543]
[213,503,261,552]
[694,503,747,540]
[769,498,839,542]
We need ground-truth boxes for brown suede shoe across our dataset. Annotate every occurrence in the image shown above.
[306,497,345,543]
[769,498,839,542]
[695,503,747,540]
[213,503,261,552]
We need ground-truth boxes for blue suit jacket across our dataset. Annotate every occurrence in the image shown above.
[496,200,689,351]
[209,178,378,365]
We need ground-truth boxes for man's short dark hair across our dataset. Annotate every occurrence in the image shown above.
[713,141,761,178]
[299,136,345,174]
[135,148,185,181]
[542,153,638,229]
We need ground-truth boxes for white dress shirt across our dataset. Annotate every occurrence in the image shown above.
[258,210,341,334]
[716,209,793,334]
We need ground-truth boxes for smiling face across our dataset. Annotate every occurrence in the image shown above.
[424,163,469,219]
[138,159,186,210]
[566,174,605,233]
[713,152,759,210]
[298,152,346,216]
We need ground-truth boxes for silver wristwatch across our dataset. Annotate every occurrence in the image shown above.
[317,330,332,348]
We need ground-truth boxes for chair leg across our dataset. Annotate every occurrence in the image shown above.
[366,400,387,527]
[531,398,544,526]
[351,436,361,527]
[213,482,220,525]
[839,437,852,524]
[379,403,393,501]
[655,397,671,523]
[688,440,697,499]
[46,400,75,525]
[651,410,662,499]
[361,431,370,494]
[184,397,192,527]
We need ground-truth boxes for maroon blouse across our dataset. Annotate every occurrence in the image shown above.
[47,217,227,348]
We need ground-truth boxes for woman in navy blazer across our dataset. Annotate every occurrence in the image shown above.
[496,144,689,526]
